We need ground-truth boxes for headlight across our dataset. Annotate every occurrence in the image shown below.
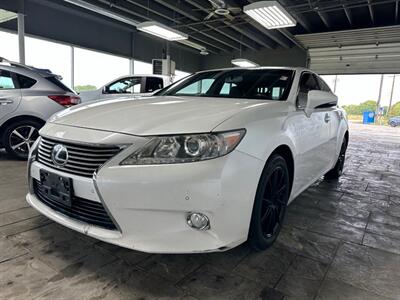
[120,129,245,165]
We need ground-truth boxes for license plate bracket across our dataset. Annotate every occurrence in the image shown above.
[40,170,73,207]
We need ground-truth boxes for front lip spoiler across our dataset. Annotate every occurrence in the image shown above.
[26,193,122,240]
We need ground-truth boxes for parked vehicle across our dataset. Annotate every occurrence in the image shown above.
[389,116,400,127]
[27,67,348,253]
[0,57,80,159]
[79,75,171,102]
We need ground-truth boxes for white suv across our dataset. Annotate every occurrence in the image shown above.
[0,58,80,159]
[79,75,171,102]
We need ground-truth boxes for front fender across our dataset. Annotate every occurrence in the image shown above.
[336,112,349,156]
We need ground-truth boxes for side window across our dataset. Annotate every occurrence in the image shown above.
[219,82,237,95]
[175,78,215,95]
[0,70,17,89]
[17,74,37,89]
[297,73,320,108]
[145,77,164,93]
[317,76,331,92]
[106,77,141,94]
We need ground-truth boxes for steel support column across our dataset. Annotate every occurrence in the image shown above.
[17,13,25,64]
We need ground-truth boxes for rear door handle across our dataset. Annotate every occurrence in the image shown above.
[324,113,331,123]
[0,98,14,105]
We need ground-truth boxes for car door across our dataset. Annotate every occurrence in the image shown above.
[101,76,142,99]
[0,69,22,123]
[289,72,332,194]
[316,75,341,166]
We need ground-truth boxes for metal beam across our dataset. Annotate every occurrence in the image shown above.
[317,10,331,28]
[290,0,398,16]
[70,46,74,88]
[152,0,246,51]
[96,0,229,53]
[367,0,375,24]
[183,0,260,50]
[65,0,221,54]
[278,28,306,51]
[184,0,272,50]
[211,26,259,51]
[343,5,353,26]
[246,20,293,48]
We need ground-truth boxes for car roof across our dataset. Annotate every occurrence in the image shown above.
[197,66,310,74]
[112,74,169,79]
[0,59,60,80]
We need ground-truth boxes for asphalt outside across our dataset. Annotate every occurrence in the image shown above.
[0,122,399,300]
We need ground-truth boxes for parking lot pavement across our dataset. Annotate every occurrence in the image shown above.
[0,122,399,300]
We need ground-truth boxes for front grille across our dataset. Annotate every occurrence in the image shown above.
[38,137,120,178]
[33,179,117,230]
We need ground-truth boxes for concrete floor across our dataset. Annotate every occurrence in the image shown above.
[0,122,399,300]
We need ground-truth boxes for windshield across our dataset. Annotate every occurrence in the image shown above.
[157,69,295,101]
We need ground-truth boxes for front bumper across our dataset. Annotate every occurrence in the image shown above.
[27,127,263,253]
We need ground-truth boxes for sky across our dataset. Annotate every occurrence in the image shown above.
[0,30,190,89]
[322,74,400,107]
[0,29,399,107]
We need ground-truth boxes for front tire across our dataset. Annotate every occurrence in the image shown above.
[3,120,42,160]
[325,136,348,180]
[248,154,290,251]
[389,121,397,127]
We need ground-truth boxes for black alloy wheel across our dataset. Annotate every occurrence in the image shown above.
[248,154,290,251]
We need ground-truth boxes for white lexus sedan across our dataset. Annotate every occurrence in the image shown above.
[27,67,348,253]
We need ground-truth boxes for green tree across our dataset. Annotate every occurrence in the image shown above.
[74,85,97,92]
[389,102,400,117]
[342,100,377,115]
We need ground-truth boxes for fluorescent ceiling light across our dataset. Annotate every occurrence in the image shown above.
[244,1,296,29]
[231,59,259,68]
[0,9,17,24]
[137,21,188,41]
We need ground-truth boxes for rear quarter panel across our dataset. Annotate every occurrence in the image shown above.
[17,92,65,121]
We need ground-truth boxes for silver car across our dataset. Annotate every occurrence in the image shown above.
[0,58,80,159]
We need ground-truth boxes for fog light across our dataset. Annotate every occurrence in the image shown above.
[187,213,210,230]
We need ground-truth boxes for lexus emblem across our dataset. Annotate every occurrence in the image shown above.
[51,144,68,166]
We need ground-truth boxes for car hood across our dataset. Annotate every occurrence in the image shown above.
[49,96,270,136]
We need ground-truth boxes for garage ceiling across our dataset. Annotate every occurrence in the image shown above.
[63,0,400,55]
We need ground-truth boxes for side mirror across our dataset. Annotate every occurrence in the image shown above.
[305,90,338,117]
[102,86,108,94]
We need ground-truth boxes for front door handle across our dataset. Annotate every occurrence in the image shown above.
[324,113,331,123]
[0,98,14,105]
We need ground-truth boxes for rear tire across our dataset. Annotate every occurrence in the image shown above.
[3,119,42,160]
[389,121,397,127]
[248,154,290,251]
[325,136,348,180]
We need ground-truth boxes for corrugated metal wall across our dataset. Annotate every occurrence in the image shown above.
[296,25,400,74]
